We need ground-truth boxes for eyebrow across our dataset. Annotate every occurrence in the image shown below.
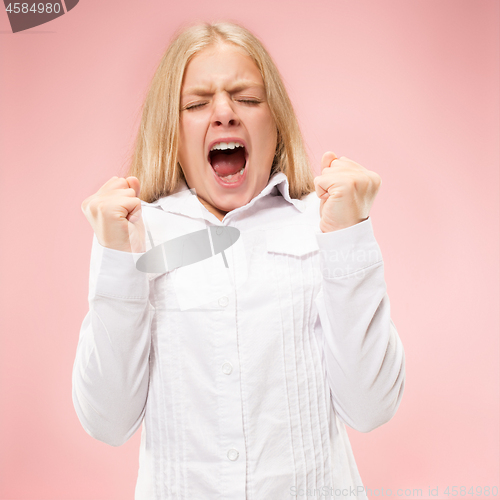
[182,80,265,97]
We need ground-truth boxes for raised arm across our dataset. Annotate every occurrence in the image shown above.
[72,177,152,446]
[313,153,405,432]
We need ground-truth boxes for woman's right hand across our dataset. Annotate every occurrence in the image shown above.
[81,176,145,253]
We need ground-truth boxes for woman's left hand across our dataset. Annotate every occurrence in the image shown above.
[314,152,382,233]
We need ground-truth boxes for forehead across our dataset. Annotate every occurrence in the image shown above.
[182,43,264,91]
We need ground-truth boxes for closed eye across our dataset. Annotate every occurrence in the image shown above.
[184,99,262,111]
[185,102,207,110]
[237,99,261,105]
[186,102,206,110]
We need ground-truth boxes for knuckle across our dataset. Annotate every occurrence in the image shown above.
[368,171,382,189]
[83,195,100,214]
[95,200,107,214]
[345,177,356,190]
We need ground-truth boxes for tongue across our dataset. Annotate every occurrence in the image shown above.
[211,148,245,177]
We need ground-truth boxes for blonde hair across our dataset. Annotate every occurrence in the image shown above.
[128,21,315,203]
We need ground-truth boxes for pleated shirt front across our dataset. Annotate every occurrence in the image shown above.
[72,172,405,500]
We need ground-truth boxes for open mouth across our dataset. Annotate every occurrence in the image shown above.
[208,142,247,184]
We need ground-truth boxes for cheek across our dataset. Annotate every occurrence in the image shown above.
[178,120,188,158]
[253,114,277,152]
[179,118,204,161]
[262,120,278,156]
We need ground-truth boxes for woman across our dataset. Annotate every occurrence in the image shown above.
[73,21,405,499]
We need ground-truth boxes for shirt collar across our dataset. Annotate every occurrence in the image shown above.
[271,172,306,213]
[147,171,305,219]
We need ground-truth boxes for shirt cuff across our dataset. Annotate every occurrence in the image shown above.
[315,218,383,278]
[91,236,149,299]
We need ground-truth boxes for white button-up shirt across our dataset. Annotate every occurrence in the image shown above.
[72,172,405,500]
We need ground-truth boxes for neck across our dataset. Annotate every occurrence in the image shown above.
[198,196,228,221]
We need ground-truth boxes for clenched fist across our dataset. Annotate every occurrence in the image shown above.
[314,152,382,233]
[81,176,145,253]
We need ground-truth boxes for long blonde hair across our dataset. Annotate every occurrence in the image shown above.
[128,22,314,203]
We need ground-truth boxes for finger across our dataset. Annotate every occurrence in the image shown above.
[315,170,356,199]
[127,206,144,224]
[98,176,130,194]
[126,176,141,198]
[314,175,333,200]
[100,187,138,201]
[321,151,338,171]
[103,196,142,218]
[126,199,143,220]
[115,187,138,198]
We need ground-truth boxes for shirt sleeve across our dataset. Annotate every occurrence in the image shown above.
[72,235,153,446]
[314,218,405,433]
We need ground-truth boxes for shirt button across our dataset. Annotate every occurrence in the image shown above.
[221,362,233,375]
[227,448,239,461]
[216,227,224,235]
[218,296,229,307]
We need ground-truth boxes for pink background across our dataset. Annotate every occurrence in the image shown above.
[1,1,498,499]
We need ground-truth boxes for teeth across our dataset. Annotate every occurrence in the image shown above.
[211,141,244,151]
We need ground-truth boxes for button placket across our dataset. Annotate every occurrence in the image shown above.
[214,242,245,494]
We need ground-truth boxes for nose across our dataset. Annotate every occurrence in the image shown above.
[211,94,239,128]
